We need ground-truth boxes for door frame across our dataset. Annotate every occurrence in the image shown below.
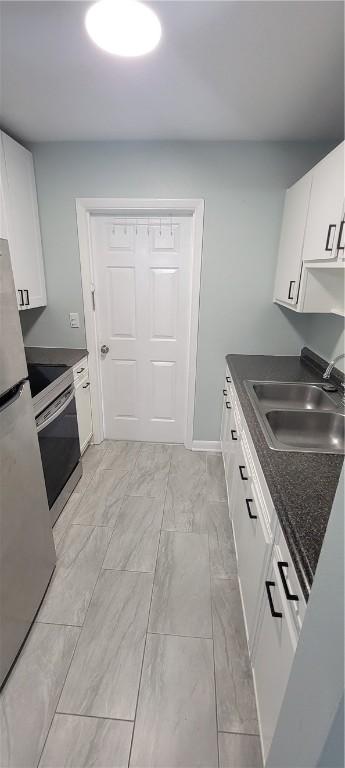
[76,198,205,448]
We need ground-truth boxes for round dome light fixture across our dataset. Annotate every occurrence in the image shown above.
[85,0,162,57]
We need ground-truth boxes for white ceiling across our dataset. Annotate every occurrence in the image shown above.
[1,0,344,142]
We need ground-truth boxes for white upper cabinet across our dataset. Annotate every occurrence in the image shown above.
[274,173,312,305]
[303,142,344,262]
[273,141,344,314]
[1,131,47,310]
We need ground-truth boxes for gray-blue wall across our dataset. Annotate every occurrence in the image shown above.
[21,141,339,440]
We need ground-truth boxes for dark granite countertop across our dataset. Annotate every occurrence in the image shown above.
[25,347,88,368]
[226,349,344,601]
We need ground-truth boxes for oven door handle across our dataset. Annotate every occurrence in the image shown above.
[36,389,75,433]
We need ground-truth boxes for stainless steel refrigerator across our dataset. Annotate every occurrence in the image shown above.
[0,238,56,688]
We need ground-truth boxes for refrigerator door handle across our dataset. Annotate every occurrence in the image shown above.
[0,382,24,414]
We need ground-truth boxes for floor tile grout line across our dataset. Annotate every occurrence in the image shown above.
[147,631,213,640]
[55,712,134,724]
[207,529,221,768]
[127,446,172,767]
[217,730,262,737]
[35,446,113,767]
[37,448,135,768]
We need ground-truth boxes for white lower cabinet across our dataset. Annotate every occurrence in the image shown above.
[73,358,93,454]
[252,554,297,763]
[232,435,272,649]
[221,363,306,764]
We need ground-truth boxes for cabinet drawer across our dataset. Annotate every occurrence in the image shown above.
[73,357,88,386]
[274,526,306,634]
[252,553,298,762]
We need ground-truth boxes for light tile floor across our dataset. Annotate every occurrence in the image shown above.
[0,442,262,768]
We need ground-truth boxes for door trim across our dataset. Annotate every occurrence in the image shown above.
[76,198,204,448]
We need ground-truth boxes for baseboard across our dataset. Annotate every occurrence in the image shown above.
[191,440,221,452]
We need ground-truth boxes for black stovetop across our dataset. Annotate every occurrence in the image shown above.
[27,363,69,399]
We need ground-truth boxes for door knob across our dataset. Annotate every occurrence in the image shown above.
[101,344,109,354]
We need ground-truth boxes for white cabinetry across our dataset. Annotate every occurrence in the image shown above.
[274,173,312,305]
[252,553,297,762]
[221,363,306,763]
[273,141,344,315]
[303,142,344,262]
[1,131,46,310]
[73,358,93,454]
[231,433,272,648]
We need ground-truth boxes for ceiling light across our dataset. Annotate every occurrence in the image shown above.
[85,0,162,57]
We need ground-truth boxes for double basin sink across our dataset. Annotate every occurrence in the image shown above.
[245,381,344,454]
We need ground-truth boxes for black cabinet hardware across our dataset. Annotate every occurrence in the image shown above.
[225,401,231,409]
[226,376,231,383]
[325,224,336,252]
[82,382,90,389]
[76,367,85,375]
[288,280,295,300]
[18,289,24,307]
[231,429,237,441]
[265,581,283,618]
[223,389,227,396]
[239,465,248,481]
[337,220,344,252]
[24,289,29,306]
[278,561,299,602]
[245,498,257,519]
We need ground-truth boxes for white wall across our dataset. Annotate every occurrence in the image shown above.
[20,140,336,439]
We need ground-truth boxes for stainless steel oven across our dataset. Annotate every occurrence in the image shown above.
[28,364,82,526]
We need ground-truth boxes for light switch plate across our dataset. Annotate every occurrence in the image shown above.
[69,312,80,328]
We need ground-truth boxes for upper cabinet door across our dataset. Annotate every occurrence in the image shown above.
[1,132,47,310]
[303,142,345,262]
[274,172,312,306]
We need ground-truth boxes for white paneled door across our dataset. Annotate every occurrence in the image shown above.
[90,216,194,442]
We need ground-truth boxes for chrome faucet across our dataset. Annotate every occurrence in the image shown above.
[323,353,345,380]
[323,353,345,405]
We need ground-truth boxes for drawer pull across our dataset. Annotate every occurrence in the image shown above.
[265,581,283,619]
[24,289,30,306]
[82,382,90,389]
[278,561,299,602]
[239,465,248,481]
[337,220,344,252]
[288,280,295,300]
[325,223,336,252]
[245,498,257,519]
[76,367,85,374]
[223,389,227,396]
[18,289,24,307]
[231,429,237,441]
[225,401,231,409]
[226,376,231,383]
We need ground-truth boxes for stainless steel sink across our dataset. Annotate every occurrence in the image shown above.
[244,379,344,454]
[265,410,345,454]
[248,381,338,411]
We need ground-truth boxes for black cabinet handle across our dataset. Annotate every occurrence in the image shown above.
[24,289,29,306]
[225,401,231,409]
[265,581,283,618]
[18,289,24,307]
[77,367,85,374]
[239,465,248,481]
[231,429,237,441]
[226,376,231,383]
[337,220,344,252]
[278,561,299,602]
[245,498,257,519]
[325,224,336,252]
[223,389,227,396]
[288,280,295,300]
[82,382,90,389]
